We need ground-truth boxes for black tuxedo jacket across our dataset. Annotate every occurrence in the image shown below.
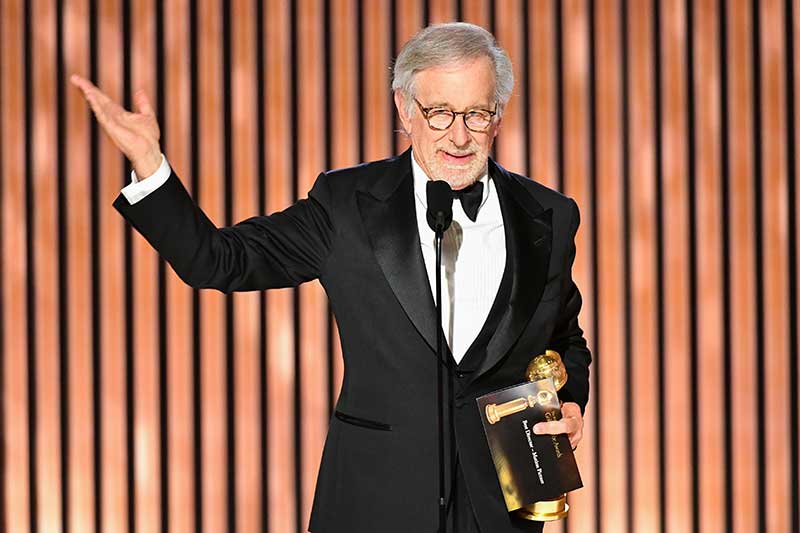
[114,149,591,533]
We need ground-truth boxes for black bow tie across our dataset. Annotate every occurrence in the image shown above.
[452,181,484,222]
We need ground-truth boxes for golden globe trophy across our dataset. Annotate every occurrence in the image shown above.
[516,350,569,521]
[477,350,581,522]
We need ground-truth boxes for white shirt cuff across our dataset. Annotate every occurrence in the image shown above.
[120,154,172,204]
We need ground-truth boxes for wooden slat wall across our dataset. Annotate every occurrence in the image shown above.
[1,1,798,532]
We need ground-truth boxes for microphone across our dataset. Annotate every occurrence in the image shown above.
[426,180,453,234]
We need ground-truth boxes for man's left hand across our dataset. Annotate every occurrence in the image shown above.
[532,401,583,450]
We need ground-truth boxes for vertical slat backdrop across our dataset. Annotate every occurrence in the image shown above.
[1,2,798,532]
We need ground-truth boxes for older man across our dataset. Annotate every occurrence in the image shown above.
[73,22,590,533]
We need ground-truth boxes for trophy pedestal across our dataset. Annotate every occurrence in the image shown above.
[515,494,569,522]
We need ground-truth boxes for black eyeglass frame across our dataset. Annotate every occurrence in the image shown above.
[413,98,498,132]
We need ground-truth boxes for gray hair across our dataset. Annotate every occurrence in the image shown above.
[392,22,514,117]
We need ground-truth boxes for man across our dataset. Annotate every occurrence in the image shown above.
[73,22,590,533]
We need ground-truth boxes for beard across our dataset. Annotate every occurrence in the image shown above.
[426,146,489,190]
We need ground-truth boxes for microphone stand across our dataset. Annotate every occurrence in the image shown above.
[427,181,453,533]
[435,227,447,533]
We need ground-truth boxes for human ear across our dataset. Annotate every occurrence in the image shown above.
[492,113,503,138]
[394,91,412,135]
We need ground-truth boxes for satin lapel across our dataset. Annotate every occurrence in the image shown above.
[473,163,553,380]
[356,156,438,352]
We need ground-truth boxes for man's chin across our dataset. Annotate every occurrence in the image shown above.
[435,173,479,190]
[431,166,480,188]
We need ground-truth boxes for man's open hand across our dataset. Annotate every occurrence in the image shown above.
[532,401,584,451]
[70,74,162,178]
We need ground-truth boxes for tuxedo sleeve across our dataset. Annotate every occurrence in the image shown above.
[113,170,334,292]
[551,199,592,413]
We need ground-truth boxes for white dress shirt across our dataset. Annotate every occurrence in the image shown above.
[122,152,507,363]
[410,155,506,363]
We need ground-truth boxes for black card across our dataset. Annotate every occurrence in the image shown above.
[477,379,583,511]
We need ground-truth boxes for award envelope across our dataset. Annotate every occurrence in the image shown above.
[477,379,583,511]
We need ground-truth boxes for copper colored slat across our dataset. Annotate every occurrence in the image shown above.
[726,1,759,531]
[97,0,128,530]
[295,0,330,528]
[795,5,800,486]
[130,2,161,532]
[790,0,800,324]
[693,2,726,532]
[64,1,95,530]
[162,1,195,532]
[557,1,596,530]
[460,0,490,27]
[788,4,800,510]
[628,1,660,530]
[1,2,31,531]
[363,0,392,161]
[394,0,423,51]
[297,0,325,195]
[494,0,526,175]
[795,16,800,312]
[660,1,693,530]
[529,0,558,190]
[331,0,359,171]
[428,0,456,24]
[231,1,262,531]
[197,1,228,530]
[31,1,64,531]
[593,2,628,532]
[264,1,296,531]
[392,0,422,153]
[758,1,792,531]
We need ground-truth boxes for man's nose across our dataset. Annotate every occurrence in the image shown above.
[448,115,471,147]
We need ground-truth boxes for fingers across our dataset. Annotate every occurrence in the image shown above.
[70,74,97,93]
[560,402,584,448]
[569,431,582,450]
[532,401,585,449]
[134,89,155,117]
[83,92,111,125]
[533,418,583,450]
[71,75,155,128]
[533,416,580,437]
[70,75,147,139]
[70,74,111,107]
[70,74,118,125]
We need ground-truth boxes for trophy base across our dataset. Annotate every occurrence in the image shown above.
[515,494,569,522]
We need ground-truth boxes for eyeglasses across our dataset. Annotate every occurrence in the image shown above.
[414,98,497,132]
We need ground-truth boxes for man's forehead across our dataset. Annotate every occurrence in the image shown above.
[413,58,496,107]
[420,97,494,109]
[414,90,496,109]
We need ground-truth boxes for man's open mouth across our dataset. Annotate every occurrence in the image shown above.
[440,151,475,164]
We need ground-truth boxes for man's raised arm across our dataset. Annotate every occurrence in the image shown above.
[71,74,335,293]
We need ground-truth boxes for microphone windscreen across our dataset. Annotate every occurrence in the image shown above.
[426,180,453,233]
